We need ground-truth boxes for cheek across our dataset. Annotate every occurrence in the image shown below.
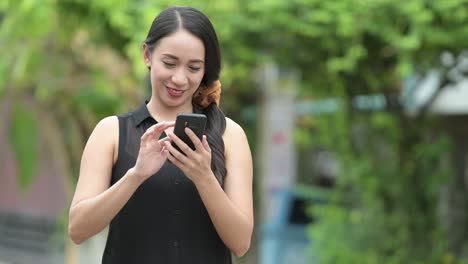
[151,65,171,80]
[191,71,205,85]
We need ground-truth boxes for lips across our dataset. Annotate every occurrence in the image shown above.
[166,86,184,97]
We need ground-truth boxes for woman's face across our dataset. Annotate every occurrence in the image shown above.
[144,29,205,108]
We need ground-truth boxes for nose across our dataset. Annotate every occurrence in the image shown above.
[171,68,188,86]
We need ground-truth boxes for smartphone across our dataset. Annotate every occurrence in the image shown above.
[171,113,207,153]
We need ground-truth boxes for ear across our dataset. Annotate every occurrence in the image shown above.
[142,43,152,68]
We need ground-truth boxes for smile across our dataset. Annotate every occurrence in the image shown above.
[166,86,184,97]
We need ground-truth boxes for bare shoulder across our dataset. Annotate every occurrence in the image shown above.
[224,117,247,140]
[88,116,119,162]
[223,117,250,156]
[94,116,118,132]
[92,116,118,139]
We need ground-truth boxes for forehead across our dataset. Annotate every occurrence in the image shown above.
[154,30,205,61]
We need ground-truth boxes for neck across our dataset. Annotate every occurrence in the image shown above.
[146,97,193,122]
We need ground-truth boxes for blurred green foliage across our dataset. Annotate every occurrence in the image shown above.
[2,0,468,263]
[9,101,38,192]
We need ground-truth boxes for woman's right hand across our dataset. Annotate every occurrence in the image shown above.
[132,121,175,181]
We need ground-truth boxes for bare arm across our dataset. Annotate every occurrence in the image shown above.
[68,117,173,244]
[165,118,254,257]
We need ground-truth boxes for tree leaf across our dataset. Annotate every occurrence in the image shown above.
[9,101,38,192]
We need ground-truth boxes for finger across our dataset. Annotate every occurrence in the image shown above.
[160,146,169,158]
[141,122,173,148]
[167,153,187,171]
[154,120,175,129]
[153,137,171,151]
[151,121,175,133]
[202,135,211,152]
[149,121,171,137]
[147,134,164,151]
[168,132,193,156]
[160,120,175,130]
[164,140,190,163]
[158,136,171,145]
[184,127,203,151]
[141,124,157,141]
[141,122,162,142]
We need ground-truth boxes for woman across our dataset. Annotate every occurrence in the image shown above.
[68,6,253,264]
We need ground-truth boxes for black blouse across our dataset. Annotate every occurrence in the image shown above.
[102,103,232,264]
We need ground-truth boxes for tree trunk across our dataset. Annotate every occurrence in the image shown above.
[440,116,468,258]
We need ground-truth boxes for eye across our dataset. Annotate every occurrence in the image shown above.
[189,66,201,72]
[163,61,176,68]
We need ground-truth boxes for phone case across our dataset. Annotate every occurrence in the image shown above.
[171,113,207,153]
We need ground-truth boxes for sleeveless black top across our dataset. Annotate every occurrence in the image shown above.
[102,103,232,264]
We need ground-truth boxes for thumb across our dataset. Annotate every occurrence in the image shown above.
[160,146,169,157]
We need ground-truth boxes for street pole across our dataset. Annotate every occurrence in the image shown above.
[256,62,299,264]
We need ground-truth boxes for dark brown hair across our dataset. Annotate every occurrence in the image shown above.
[144,6,227,185]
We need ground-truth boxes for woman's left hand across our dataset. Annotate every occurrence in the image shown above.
[164,128,214,184]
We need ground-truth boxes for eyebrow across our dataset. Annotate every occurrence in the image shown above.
[162,54,204,64]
